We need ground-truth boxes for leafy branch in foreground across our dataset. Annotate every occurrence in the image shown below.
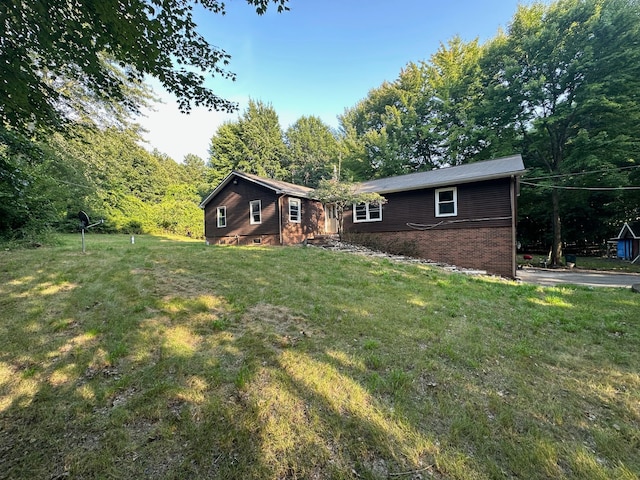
[0,0,289,135]
[313,178,386,239]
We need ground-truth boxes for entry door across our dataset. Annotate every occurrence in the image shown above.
[325,204,339,234]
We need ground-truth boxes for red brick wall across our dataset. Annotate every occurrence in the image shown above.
[281,198,326,245]
[346,226,515,277]
[207,234,280,246]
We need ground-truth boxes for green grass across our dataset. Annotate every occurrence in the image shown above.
[518,253,640,273]
[570,256,640,273]
[1,234,639,479]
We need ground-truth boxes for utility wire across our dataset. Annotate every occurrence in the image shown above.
[524,164,640,181]
[521,180,640,191]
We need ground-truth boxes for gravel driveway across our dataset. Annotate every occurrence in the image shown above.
[517,268,640,288]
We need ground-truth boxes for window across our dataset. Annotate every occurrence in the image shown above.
[435,187,457,217]
[250,200,262,224]
[353,202,383,223]
[216,206,227,228]
[289,198,301,223]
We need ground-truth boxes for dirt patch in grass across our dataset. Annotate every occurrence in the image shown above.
[237,303,321,351]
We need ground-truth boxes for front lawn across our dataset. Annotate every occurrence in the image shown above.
[518,253,640,273]
[1,234,639,479]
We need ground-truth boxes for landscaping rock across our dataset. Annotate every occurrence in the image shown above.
[632,284,640,293]
[309,239,489,276]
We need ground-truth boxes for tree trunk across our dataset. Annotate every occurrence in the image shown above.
[551,188,563,266]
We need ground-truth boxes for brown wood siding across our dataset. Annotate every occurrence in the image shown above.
[204,177,280,240]
[344,178,514,233]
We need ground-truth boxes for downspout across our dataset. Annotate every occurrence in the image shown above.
[278,193,284,245]
[510,175,518,278]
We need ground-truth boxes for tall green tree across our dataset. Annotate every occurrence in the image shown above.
[339,63,433,179]
[482,0,640,264]
[180,153,214,199]
[339,39,488,180]
[0,129,90,238]
[424,37,488,165]
[285,116,339,187]
[0,0,289,136]
[208,100,288,180]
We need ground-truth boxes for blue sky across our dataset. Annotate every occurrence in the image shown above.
[138,0,526,162]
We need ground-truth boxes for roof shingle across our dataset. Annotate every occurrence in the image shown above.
[356,155,525,194]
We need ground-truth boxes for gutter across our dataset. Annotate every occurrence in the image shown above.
[356,171,527,195]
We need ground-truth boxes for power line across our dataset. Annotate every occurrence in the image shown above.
[524,164,640,181]
[521,180,640,191]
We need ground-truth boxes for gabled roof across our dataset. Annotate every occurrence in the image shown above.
[199,170,315,208]
[200,155,526,208]
[356,155,526,194]
[614,221,640,240]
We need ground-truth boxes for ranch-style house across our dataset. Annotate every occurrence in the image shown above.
[200,155,526,277]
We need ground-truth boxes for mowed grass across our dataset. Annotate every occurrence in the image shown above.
[1,234,639,480]
[518,254,640,273]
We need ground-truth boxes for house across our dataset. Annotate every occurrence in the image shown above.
[613,222,640,261]
[199,171,327,246]
[344,155,525,278]
[200,155,526,278]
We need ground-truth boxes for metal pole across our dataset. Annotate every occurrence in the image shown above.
[82,228,85,253]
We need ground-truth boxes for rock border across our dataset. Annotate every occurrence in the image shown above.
[307,239,489,277]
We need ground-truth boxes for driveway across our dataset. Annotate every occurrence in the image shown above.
[517,268,640,288]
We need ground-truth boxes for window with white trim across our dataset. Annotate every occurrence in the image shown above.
[435,187,457,217]
[353,202,383,223]
[289,198,301,223]
[217,206,227,228]
[250,200,262,224]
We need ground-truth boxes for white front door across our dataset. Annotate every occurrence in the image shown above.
[325,204,338,234]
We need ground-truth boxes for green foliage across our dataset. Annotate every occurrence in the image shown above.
[180,153,215,200]
[313,178,386,239]
[0,127,92,241]
[0,124,206,240]
[338,0,640,256]
[482,0,640,262]
[0,0,289,136]
[285,116,339,187]
[209,100,288,181]
[152,184,204,237]
[340,62,435,179]
[424,37,488,164]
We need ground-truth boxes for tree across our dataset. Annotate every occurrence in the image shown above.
[0,129,91,238]
[285,116,339,187]
[0,0,289,135]
[153,184,203,237]
[424,36,488,165]
[208,100,288,180]
[339,63,433,179]
[481,0,640,264]
[338,41,488,180]
[180,153,214,199]
[312,178,386,240]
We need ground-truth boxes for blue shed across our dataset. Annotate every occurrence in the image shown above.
[613,222,640,261]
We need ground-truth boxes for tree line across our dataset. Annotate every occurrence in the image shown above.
[208,0,640,263]
[2,0,639,263]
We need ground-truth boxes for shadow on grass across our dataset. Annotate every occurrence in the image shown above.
[0,237,638,479]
